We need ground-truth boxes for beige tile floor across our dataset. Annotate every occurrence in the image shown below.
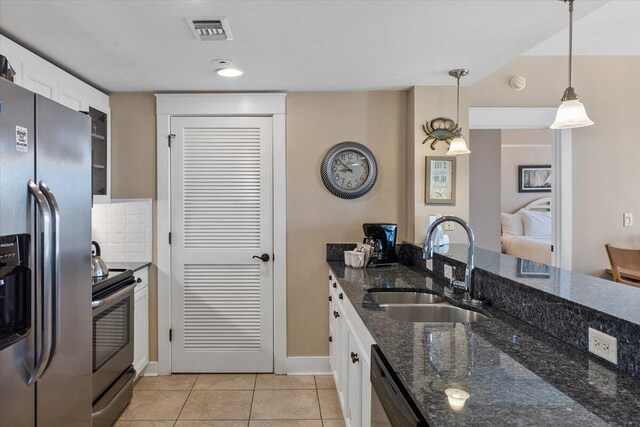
[115,374,345,427]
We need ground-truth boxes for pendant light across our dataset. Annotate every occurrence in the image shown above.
[550,0,594,129]
[447,69,471,156]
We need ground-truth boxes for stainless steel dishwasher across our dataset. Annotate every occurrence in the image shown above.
[370,345,428,427]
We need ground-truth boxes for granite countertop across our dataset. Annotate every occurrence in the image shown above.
[327,261,640,426]
[427,243,640,327]
[107,261,151,273]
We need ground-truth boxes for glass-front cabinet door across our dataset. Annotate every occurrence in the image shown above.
[89,107,108,200]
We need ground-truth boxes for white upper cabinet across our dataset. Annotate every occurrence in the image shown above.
[1,35,111,203]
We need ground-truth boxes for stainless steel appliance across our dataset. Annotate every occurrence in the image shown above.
[0,78,92,426]
[91,270,137,427]
[363,223,399,267]
[370,345,428,427]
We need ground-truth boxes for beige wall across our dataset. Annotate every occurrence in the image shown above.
[108,92,158,360]
[469,129,501,252]
[286,92,407,356]
[500,129,552,213]
[472,56,640,276]
[407,86,470,244]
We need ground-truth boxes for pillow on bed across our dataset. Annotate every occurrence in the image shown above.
[521,210,552,237]
[501,212,524,236]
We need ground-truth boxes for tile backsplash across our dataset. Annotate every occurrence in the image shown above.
[92,199,152,263]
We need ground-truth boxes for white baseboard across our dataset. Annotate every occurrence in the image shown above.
[144,357,331,376]
[144,361,170,376]
[286,356,331,375]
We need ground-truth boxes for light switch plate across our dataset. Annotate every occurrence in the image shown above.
[588,328,617,365]
[623,213,633,227]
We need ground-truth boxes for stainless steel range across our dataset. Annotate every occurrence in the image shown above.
[91,270,137,427]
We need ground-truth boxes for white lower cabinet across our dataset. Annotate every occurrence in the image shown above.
[134,268,150,376]
[329,271,375,427]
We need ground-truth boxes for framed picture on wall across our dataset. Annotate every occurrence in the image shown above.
[425,156,456,204]
[518,165,551,193]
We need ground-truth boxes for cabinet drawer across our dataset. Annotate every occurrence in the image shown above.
[134,267,149,292]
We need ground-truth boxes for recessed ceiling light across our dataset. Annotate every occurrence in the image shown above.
[216,67,243,77]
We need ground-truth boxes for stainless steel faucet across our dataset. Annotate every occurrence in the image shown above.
[423,216,479,303]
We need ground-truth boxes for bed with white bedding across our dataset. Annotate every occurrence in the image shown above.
[500,198,552,265]
[501,235,551,264]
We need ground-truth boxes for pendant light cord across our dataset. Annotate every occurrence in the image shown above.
[568,0,574,88]
[456,75,461,125]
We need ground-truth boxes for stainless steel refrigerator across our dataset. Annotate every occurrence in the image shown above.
[0,78,92,426]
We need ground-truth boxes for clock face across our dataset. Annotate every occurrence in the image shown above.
[330,150,370,191]
[321,142,378,199]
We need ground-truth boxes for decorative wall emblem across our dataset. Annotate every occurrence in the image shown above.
[421,117,460,150]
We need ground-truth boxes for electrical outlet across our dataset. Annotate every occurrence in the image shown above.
[623,213,633,227]
[588,328,617,365]
[444,222,454,231]
[444,264,453,280]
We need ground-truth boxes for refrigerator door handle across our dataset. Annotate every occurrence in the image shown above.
[27,180,54,386]
[39,181,60,372]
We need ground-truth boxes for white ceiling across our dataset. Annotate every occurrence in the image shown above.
[0,0,606,92]
[527,1,640,56]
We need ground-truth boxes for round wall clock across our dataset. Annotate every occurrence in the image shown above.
[321,141,378,199]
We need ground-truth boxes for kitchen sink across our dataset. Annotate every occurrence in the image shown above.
[386,304,490,323]
[370,291,446,305]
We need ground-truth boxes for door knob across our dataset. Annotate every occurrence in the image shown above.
[253,253,270,262]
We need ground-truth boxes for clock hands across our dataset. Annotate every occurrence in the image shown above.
[335,159,354,173]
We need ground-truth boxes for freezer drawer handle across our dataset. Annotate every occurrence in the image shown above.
[39,181,60,372]
[27,180,53,386]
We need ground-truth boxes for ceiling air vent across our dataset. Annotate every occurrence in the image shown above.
[187,17,233,41]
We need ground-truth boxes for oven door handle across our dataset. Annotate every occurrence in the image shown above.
[92,280,137,309]
[39,181,60,373]
[27,180,53,386]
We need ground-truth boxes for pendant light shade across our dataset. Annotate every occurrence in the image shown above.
[446,69,470,156]
[447,135,471,156]
[551,0,594,130]
[550,99,594,129]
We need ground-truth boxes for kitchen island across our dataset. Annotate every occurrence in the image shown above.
[327,247,640,426]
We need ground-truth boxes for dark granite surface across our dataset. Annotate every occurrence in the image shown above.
[395,242,640,379]
[327,260,640,426]
[107,261,151,273]
[427,243,640,327]
[326,243,358,261]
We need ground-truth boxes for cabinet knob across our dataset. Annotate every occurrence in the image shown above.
[329,336,333,342]
[333,283,337,288]
[329,295,332,302]
[136,277,142,283]
[350,352,359,363]
[333,311,340,318]
[338,293,343,300]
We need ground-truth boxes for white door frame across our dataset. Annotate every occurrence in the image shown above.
[469,107,572,270]
[150,93,287,375]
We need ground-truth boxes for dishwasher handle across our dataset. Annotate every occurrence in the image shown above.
[370,345,428,427]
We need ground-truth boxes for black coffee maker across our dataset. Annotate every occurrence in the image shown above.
[362,223,398,267]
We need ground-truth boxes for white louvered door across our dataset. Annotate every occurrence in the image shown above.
[170,116,273,372]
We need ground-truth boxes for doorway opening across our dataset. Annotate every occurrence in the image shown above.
[468,108,572,270]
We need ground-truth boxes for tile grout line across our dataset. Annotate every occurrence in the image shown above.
[314,375,325,423]
[247,374,257,426]
[173,374,198,424]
